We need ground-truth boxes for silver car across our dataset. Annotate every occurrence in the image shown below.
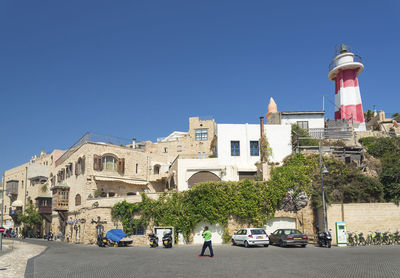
[232,228,269,248]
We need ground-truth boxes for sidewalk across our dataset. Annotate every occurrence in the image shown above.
[0,239,46,278]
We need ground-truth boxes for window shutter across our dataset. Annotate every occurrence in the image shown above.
[117,158,125,175]
[99,156,103,171]
[81,156,85,174]
[93,155,100,171]
[75,162,78,176]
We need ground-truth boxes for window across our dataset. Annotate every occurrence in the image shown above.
[66,163,73,178]
[296,121,309,130]
[154,165,160,175]
[162,147,168,153]
[198,152,201,159]
[231,141,240,156]
[127,192,136,196]
[75,194,81,206]
[132,225,145,235]
[76,157,85,176]
[195,128,208,141]
[250,141,259,156]
[108,192,115,197]
[102,156,117,171]
[136,163,139,174]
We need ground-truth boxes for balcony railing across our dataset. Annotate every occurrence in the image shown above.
[329,54,363,72]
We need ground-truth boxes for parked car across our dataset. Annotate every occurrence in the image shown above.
[269,229,308,247]
[232,228,269,248]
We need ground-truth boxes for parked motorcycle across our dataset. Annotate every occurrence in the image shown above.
[162,231,173,248]
[97,233,109,247]
[317,231,332,248]
[149,233,159,248]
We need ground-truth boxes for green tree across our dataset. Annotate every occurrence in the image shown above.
[18,202,42,234]
[359,137,400,202]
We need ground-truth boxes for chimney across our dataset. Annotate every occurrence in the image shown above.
[259,117,265,139]
[132,137,136,149]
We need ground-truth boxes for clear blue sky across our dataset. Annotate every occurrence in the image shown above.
[1,0,399,174]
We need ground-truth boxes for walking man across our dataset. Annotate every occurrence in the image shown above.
[199,226,214,257]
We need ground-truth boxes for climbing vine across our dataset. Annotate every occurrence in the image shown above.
[112,153,383,239]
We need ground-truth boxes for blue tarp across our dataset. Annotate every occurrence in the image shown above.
[106,229,127,243]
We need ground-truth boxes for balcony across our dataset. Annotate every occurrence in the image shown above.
[6,180,19,196]
[36,195,52,214]
[52,184,69,211]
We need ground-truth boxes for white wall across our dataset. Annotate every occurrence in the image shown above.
[217,123,292,165]
[280,114,324,129]
[175,123,292,191]
[193,222,224,244]
[176,158,223,191]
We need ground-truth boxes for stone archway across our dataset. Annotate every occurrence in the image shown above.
[188,171,221,188]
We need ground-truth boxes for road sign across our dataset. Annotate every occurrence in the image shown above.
[0,227,5,233]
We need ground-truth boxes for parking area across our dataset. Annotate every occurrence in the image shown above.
[24,239,400,278]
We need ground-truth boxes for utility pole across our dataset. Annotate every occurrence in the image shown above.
[319,140,329,233]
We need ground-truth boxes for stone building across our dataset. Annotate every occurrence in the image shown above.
[47,117,217,244]
[1,149,64,235]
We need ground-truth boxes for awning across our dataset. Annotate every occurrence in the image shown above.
[94,176,148,186]
[11,200,23,207]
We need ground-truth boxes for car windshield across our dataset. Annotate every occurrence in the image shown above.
[251,229,266,235]
[283,229,302,235]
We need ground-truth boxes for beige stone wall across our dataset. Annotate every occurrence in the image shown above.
[274,204,315,235]
[146,117,216,164]
[50,142,153,213]
[3,163,28,228]
[323,203,400,245]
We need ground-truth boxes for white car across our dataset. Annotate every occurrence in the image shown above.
[232,228,269,248]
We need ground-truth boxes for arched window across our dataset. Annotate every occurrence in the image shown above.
[102,156,117,171]
[154,165,160,175]
[75,194,81,206]
[188,171,220,188]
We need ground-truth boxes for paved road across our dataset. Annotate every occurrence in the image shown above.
[24,240,400,278]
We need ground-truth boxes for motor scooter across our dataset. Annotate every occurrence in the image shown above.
[149,233,159,248]
[162,231,173,248]
[317,230,332,248]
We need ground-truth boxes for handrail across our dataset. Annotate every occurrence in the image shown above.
[329,54,363,72]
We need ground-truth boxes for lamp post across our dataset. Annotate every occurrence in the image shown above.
[319,140,329,233]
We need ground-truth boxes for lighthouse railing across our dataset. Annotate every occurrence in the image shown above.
[328,54,363,72]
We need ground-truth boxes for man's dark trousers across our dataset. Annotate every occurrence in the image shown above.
[200,241,214,256]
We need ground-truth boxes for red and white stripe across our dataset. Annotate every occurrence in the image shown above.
[334,68,365,123]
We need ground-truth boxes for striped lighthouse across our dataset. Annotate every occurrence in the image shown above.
[328,44,366,131]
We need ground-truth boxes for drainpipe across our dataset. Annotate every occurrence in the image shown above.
[259,117,265,162]
[24,166,28,210]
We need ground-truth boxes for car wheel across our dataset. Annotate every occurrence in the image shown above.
[279,241,285,247]
[301,244,306,248]
[244,241,249,248]
[264,244,269,247]
[232,239,236,246]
